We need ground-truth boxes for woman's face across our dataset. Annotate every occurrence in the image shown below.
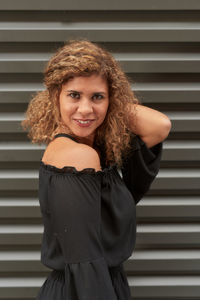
[58,74,109,146]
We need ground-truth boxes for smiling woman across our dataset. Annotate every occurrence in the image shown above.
[58,74,109,147]
[21,38,142,168]
[21,38,167,300]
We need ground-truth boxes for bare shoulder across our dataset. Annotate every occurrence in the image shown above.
[72,144,102,171]
[42,139,101,172]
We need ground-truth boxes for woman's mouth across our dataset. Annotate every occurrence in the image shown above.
[74,119,94,127]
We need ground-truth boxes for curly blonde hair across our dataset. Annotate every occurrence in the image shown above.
[21,38,139,168]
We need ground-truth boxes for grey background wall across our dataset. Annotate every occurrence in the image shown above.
[0,1,200,299]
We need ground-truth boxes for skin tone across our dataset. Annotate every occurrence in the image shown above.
[57,74,109,147]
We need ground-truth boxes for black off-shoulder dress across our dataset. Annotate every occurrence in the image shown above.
[36,132,163,300]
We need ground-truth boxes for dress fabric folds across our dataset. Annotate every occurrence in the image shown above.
[36,133,163,300]
[121,132,163,204]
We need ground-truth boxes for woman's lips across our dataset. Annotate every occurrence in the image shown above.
[74,119,94,127]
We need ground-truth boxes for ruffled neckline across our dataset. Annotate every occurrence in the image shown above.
[40,132,117,175]
[40,159,117,176]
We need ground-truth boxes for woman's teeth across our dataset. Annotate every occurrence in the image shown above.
[77,120,91,124]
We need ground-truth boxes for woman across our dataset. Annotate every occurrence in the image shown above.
[21,39,171,300]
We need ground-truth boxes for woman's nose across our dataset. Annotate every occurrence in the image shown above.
[77,98,93,114]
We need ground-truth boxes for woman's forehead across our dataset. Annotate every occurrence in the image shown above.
[62,74,108,89]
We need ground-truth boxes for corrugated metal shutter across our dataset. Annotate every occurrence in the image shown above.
[0,1,200,298]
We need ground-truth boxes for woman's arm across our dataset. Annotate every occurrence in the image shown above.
[128,103,172,148]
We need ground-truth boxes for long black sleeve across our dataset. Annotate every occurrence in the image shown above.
[121,134,163,205]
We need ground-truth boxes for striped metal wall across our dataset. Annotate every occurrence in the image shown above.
[0,1,200,299]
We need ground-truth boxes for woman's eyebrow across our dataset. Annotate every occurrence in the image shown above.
[66,89,107,95]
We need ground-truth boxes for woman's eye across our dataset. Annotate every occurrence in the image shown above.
[93,94,103,100]
[68,93,79,99]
